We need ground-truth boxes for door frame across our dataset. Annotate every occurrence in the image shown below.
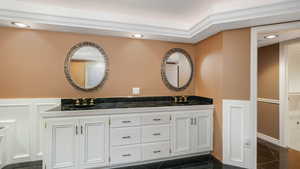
[250,21,300,169]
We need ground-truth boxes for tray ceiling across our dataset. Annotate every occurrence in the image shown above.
[0,0,300,43]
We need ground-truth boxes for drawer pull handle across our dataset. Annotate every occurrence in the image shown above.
[153,118,161,121]
[152,133,161,136]
[153,150,161,153]
[122,136,131,139]
[122,120,131,123]
[122,154,131,157]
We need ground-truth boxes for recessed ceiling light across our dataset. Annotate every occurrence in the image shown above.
[11,22,30,28]
[132,34,143,38]
[264,34,278,39]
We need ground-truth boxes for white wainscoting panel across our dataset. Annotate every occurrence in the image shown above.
[223,100,251,169]
[0,120,16,166]
[0,126,8,168]
[0,98,60,166]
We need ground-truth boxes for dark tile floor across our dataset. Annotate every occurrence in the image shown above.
[7,141,300,169]
[2,155,243,169]
[2,161,42,169]
[257,138,300,169]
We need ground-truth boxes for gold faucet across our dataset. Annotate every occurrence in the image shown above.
[81,98,88,106]
[183,96,188,102]
[89,98,95,106]
[173,96,188,103]
[75,99,80,106]
[173,96,179,103]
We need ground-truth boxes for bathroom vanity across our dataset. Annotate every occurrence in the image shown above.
[41,96,214,169]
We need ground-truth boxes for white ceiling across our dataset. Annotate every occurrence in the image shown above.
[0,0,300,43]
[258,29,300,47]
[12,0,287,29]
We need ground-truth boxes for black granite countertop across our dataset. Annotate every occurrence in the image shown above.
[60,96,213,111]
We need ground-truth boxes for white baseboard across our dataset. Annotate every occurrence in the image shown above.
[257,132,283,147]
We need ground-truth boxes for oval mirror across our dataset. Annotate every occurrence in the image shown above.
[161,48,193,91]
[64,42,108,91]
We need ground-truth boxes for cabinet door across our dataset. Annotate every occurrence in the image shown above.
[79,117,109,169]
[171,112,193,155]
[194,111,212,152]
[47,119,78,169]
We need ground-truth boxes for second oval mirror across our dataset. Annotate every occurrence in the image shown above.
[65,42,108,91]
[161,48,193,91]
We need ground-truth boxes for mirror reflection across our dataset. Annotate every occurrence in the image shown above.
[162,49,193,91]
[65,42,108,91]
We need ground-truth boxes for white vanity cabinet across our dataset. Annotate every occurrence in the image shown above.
[79,117,109,169]
[44,116,109,169]
[171,110,213,156]
[194,111,213,152]
[42,105,214,169]
[45,118,78,169]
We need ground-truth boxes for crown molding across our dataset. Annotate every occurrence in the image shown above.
[0,1,300,43]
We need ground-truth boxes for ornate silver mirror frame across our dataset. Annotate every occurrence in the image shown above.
[161,48,194,91]
[64,41,109,91]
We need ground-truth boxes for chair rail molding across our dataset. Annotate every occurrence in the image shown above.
[257,98,280,104]
[0,98,60,166]
[257,132,282,147]
[0,1,300,43]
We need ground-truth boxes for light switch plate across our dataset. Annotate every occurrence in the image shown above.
[132,88,140,95]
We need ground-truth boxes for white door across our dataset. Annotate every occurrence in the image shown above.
[47,119,78,169]
[79,117,109,169]
[171,112,193,155]
[194,111,213,152]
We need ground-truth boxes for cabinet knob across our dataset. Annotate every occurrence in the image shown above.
[153,118,161,121]
[122,121,131,123]
[153,150,161,154]
[152,133,161,136]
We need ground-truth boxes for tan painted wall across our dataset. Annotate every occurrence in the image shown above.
[257,44,280,139]
[288,149,300,169]
[195,33,224,161]
[194,28,251,161]
[221,29,251,100]
[257,102,279,139]
[0,27,195,98]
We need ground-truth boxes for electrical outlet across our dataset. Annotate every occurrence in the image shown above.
[132,88,140,95]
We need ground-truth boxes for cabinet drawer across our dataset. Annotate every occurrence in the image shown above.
[142,125,170,143]
[111,127,141,146]
[141,114,170,125]
[110,145,141,164]
[142,142,170,160]
[110,115,140,127]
